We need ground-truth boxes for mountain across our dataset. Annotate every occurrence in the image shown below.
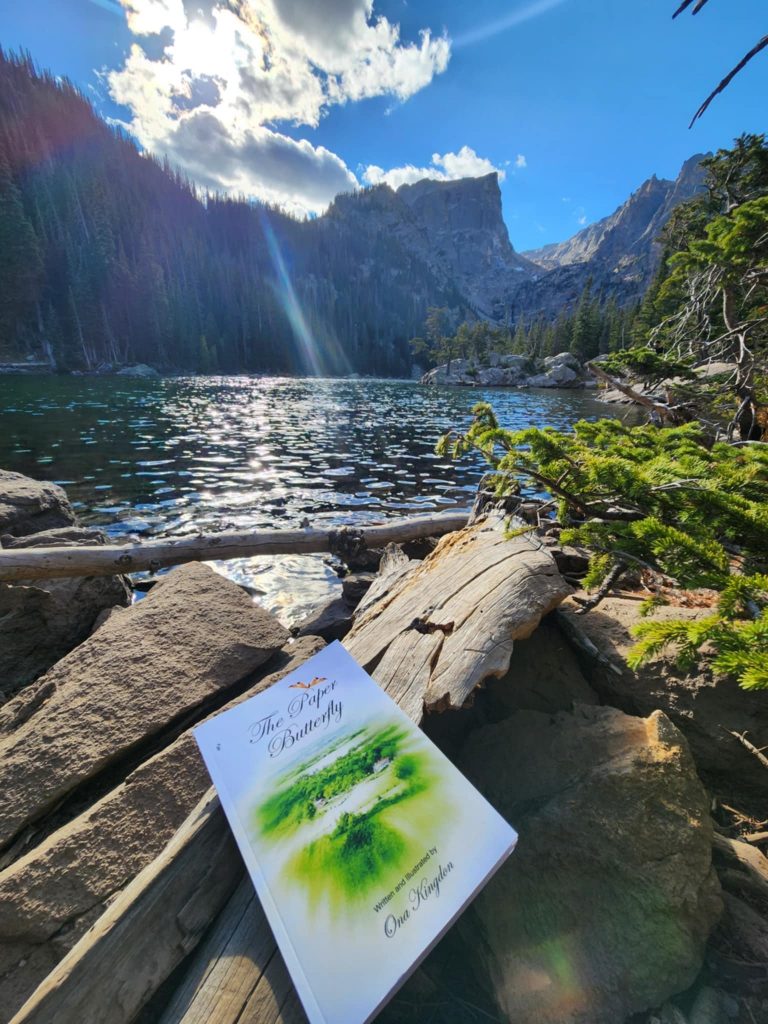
[0,50,707,375]
[514,155,707,319]
[396,174,537,320]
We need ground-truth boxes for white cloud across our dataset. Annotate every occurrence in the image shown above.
[109,0,450,215]
[515,153,527,169]
[363,145,505,189]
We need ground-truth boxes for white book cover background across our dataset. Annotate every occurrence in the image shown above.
[194,641,517,1024]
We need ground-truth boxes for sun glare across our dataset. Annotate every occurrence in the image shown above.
[171,20,230,78]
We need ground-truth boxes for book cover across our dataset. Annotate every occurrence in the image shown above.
[194,640,517,1024]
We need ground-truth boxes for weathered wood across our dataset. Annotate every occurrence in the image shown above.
[10,793,242,1024]
[156,876,305,1024]
[586,360,686,422]
[345,513,572,717]
[0,513,469,582]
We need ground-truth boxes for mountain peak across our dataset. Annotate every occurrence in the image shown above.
[394,171,534,318]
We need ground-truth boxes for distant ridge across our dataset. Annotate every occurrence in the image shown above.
[513,155,708,319]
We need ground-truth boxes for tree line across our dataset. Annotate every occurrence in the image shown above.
[412,287,644,370]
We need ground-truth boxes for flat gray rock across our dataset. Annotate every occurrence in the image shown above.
[0,562,289,851]
[0,471,75,537]
[0,636,323,1019]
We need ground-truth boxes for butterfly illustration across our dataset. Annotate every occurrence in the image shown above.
[289,675,327,690]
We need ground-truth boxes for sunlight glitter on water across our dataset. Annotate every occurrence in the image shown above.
[0,375,618,626]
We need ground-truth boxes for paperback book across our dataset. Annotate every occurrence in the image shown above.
[194,640,517,1024]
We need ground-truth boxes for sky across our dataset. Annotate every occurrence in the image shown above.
[1,0,766,250]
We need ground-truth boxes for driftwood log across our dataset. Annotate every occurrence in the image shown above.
[11,514,571,1024]
[0,513,469,582]
[345,513,572,717]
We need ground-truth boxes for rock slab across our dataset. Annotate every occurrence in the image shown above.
[0,562,289,850]
[0,528,131,698]
[0,637,323,1019]
[557,596,768,813]
[458,704,722,1024]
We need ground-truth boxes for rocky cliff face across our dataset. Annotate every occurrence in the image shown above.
[316,155,707,334]
[397,173,537,320]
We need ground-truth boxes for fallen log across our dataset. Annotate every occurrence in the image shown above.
[345,512,572,717]
[586,360,688,423]
[0,512,469,582]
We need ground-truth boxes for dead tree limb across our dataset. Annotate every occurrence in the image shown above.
[586,361,688,423]
[726,729,768,772]
[0,512,469,582]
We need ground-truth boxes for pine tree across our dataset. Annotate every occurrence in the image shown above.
[0,158,41,353]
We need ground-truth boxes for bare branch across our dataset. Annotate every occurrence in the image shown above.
[673,0,712,18]
[690,35,768,126]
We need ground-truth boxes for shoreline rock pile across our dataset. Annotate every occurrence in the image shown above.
[0,472,131,698]
[420,350,594,389]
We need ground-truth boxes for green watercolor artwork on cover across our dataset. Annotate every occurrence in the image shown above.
[252,719,452,913]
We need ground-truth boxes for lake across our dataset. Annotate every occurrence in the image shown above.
[0,375,618,624]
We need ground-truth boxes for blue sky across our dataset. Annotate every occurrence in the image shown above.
[1,0,766,249]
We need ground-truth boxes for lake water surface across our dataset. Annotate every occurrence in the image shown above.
[0,375,616,624]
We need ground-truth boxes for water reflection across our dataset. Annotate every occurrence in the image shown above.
[0,375,619,624]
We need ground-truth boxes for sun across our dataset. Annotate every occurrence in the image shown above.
[171,19,232,79]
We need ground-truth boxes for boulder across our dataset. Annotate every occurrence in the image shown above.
[477,365,529,387]
[488,352,534,372]
[341,572,375,606]
[295,574,375,642]
[0,528,131,699]
[481,617,598,718]
[0,470,75,537]
[421,356,532,388]
[557,597,768,814]
[0,636,324,1018]
[295,595,354,642]
[420,359,471,385]
[457,705,721,1024]
[527,364,582,388]
[544,351,582,373]
[116,363,160,378]
[0,562,290,851]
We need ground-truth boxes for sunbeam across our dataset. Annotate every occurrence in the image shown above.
[258,211,325,377]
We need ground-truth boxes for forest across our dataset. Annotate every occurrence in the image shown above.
[0,50,461,377]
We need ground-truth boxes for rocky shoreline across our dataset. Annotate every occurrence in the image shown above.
[0,472,766,1023]
[420,350,597,389]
